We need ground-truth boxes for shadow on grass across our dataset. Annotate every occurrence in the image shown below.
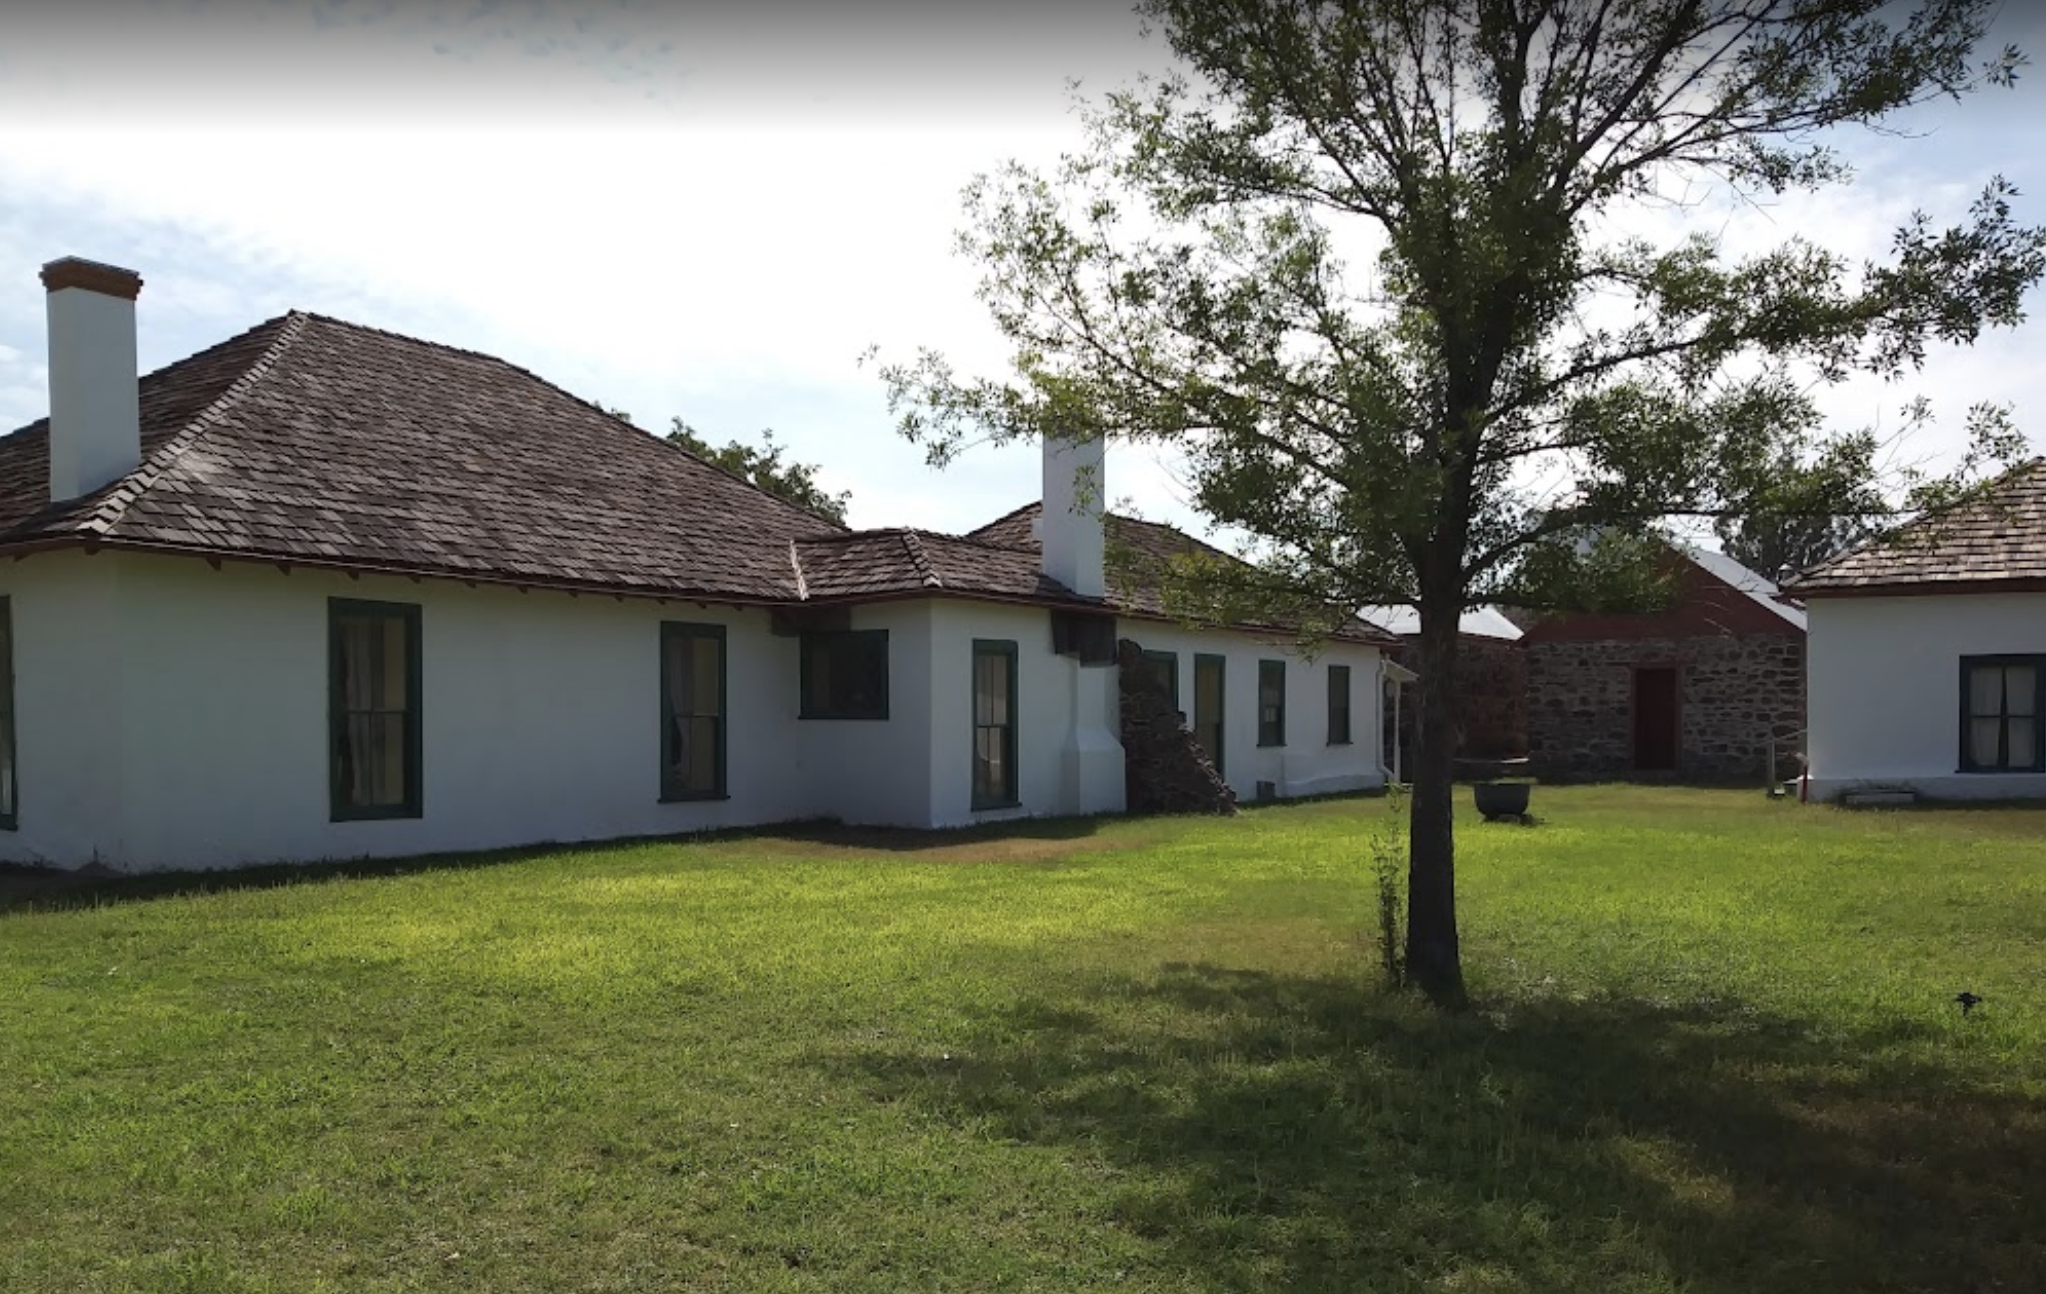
[0,814,1116,915]
[819,964,2046,1293]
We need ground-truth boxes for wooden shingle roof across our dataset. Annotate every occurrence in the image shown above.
[970,502,1397,644]
[0,312,845,600]
[793,529,1096,605]
[1786,459,2046,596]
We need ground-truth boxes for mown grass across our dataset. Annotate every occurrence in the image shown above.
[2,787,2042,1292]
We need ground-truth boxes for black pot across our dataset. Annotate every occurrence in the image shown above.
[1473,780,1532,821]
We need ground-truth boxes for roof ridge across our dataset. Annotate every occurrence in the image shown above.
[965,499,1041,538]
[915,527,1039,557]
[900,529,942,588]
[81,312,311,536]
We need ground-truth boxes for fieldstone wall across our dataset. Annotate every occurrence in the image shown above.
[1526,633,1805,781]
[1389,634,1529,769]
[1116,639,1237,815]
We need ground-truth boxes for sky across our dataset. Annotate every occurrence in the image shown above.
[1,0,2042,544]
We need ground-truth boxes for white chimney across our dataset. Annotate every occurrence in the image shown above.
[42,256,144,503]
[1041,434,1105,598]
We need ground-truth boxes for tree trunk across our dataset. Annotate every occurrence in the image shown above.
[1405,589,1468,1009]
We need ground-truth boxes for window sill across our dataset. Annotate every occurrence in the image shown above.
[799,712,890,722]
[972,799,1023,814]
[331,808,423,823]
[1327,740,1354,747]
[1257,742,1286,749]
[660,791,733,804]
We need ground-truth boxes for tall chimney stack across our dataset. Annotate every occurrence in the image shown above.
[1040,434,1105,599]
[42,256,143,503]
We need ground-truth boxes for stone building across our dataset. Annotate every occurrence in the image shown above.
[1521,545,1806,782]
[1364,606,1528,769]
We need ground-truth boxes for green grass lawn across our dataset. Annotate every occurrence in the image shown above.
[3,787,2042,1293]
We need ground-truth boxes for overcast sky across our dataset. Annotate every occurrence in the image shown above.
[2,0,2041,542]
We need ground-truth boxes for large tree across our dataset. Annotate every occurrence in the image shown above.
[875,0,2043,1005]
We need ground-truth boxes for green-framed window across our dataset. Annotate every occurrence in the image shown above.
[972,639,1020,810]
[1960,655,2044,773]
[662,622,728,800]
[1257,659,1287,747]
[0,596,15,830]
[1327,664,1353,745]
[329,599,422,821]
[1140,649,1180,713]
[1193,652,1226,777]
[801,630,889,720]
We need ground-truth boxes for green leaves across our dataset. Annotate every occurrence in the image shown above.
[663,419,853,527]
[868,0,2043,654]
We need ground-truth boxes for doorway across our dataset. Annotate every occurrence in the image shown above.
[1632,666,1680,772]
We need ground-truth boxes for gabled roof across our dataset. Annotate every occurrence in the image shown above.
[1786,459,2046,596]
[1677,544,1807,630]
[1360,604,1526,641]
[969,502,1397,645]
[0,312,844,601]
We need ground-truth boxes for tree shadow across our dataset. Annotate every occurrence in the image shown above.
[817,963,2046,1292]
[0,814,1118,915]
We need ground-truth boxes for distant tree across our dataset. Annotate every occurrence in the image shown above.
[663,419,852,526]
[603,405,852,526]
[1713,443,1885,580]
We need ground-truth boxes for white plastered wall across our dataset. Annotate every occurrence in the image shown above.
[1805,591,2046,801]
[1111,619,1389,801]
[2,550,826,869]
[789,599,937,828]
[922,599,1122,827]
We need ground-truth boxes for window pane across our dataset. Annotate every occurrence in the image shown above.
[2006,667,2037,718]
[692,637,721,715]
[379,617,409,709]
[2008,718,2037,769]
[345,712,407,808]
[680,717,719,792]
[679,638,703,716]
[1970,717,2004,768]
[1969,665,2005,717]
[974,728,1002,797]
[0,604,12,821]
[806,633,888,717]
[340,618,376,709]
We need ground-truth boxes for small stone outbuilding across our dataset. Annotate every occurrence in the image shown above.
[1364,605,1528,769]
[1521,545,1806,782]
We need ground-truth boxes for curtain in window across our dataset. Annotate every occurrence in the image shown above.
[973,647,1014,805]
[1969,663,2038,770]
[666,632,722,795]
[337,612,410,809]
[0,603,13,822]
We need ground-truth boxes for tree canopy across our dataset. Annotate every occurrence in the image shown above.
[875,0,2044,1004]
[629,415,852,526]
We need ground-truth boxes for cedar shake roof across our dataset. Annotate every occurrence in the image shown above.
[0,305,1394,646]
[793,529,1094,605]
[969,502,1397,645]
[0,312,846,600]
[1785,459,2046,595]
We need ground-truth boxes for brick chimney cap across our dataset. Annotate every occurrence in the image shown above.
[41,257,144,300]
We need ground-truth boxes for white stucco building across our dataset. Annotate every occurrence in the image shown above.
[1789,460,2046,802]
[0,256,1399,870]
